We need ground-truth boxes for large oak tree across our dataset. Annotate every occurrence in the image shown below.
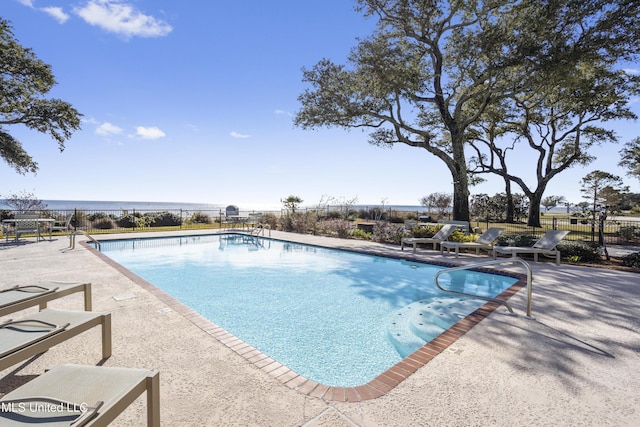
[295,0,639,223]
[295,0,529,221]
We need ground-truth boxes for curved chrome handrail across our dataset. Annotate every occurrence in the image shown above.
[434,258,534,317]
[70,230,101,251]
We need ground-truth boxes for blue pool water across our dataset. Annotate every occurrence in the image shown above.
[98,234,518,386]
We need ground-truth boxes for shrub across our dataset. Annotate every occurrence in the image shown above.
[350,228,371,239]
[147,211,182,227]
[496,234,539,247]
[92,217,115,229]
[371,221,405,244]
[88,212,110,221]
[411,225,440,238]
[557,241,600,263]
[188,212,212,224]
[260,213,278,230]
[325,210,343,220]
[617,226,640,241]
[448,230,476,243]
[117,213,146,228]
[621,252,640,269]
[322,219,352,238]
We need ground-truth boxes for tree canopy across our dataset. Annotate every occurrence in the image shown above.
[295,0,639,222]
[0,18,82,174]
[619,137,640,181]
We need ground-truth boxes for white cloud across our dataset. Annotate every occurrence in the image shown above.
[41,7,70,24]
[95,122,123,136]
[17,0,34,7]
[230,131,250,139]
[623,68,640,75]
[136,126,166,140]
[73,0,173,39]
[275,109,293,117]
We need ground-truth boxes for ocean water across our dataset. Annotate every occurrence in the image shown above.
[0,199,224,212]
[0,199,428,213]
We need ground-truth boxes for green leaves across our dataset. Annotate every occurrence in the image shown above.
[0,18,82,174]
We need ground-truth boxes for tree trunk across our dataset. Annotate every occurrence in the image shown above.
[527,192,542,227]
[504,177,515,223]
[450,136,470,221]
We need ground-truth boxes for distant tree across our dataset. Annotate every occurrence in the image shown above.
[1,19,82,174]
[470,194,491,220]
[541,196,567,212]
[281,195,303,213]
[619,137,640,181]
[580,171,627,220]
[2,190,47,212]
[420,193,452,219]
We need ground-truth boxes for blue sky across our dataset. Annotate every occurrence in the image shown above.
[2,0,639,210]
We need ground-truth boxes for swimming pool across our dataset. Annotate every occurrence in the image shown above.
[97,234,519,387]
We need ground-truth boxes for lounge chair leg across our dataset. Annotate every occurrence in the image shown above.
[147,372,161,427]
[84,283,93,311]
[102,313,112,359]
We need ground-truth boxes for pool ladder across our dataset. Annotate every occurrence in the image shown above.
[434,258,533,317]
[248,223,271,237]
[70,230,101,251]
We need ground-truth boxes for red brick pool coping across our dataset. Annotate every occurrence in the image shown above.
[85,240,526,402]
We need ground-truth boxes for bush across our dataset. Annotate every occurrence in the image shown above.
[371,221,405,244]
[617,226,640,241]
[621,252,640,269]
[322,219,352,238]
[411,225,442,238]
[87,212,110,222]
[92,217,115,229]
[188,212,212,224]
[117,213,146,228]
[448,230,477,243]
[260,213,278,230]
[147,211,182,227]
[557,241,601,263]
[350,228,371,239]
[496,234,539,247]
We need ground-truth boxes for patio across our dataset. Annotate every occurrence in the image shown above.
[1,230,639,426]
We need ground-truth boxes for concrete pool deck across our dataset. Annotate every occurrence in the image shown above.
[1,230,639,426]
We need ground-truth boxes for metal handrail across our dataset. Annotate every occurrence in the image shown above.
[434,258,534,317]
[71,230,101,251]
[250,223,271,237]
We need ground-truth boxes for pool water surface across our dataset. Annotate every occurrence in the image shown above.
[98,234,518,386]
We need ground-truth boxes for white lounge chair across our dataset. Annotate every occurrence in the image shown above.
[0,364,159,426]
[0,282,92,317]
[492,230,570,266]
[401,224,458,253]
[0,308,111,371]
[441,227,505,257]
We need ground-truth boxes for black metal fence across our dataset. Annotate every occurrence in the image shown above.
[2,207,639,247]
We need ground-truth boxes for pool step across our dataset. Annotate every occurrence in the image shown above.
[387,297,485,358]
[386,300,430,358]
